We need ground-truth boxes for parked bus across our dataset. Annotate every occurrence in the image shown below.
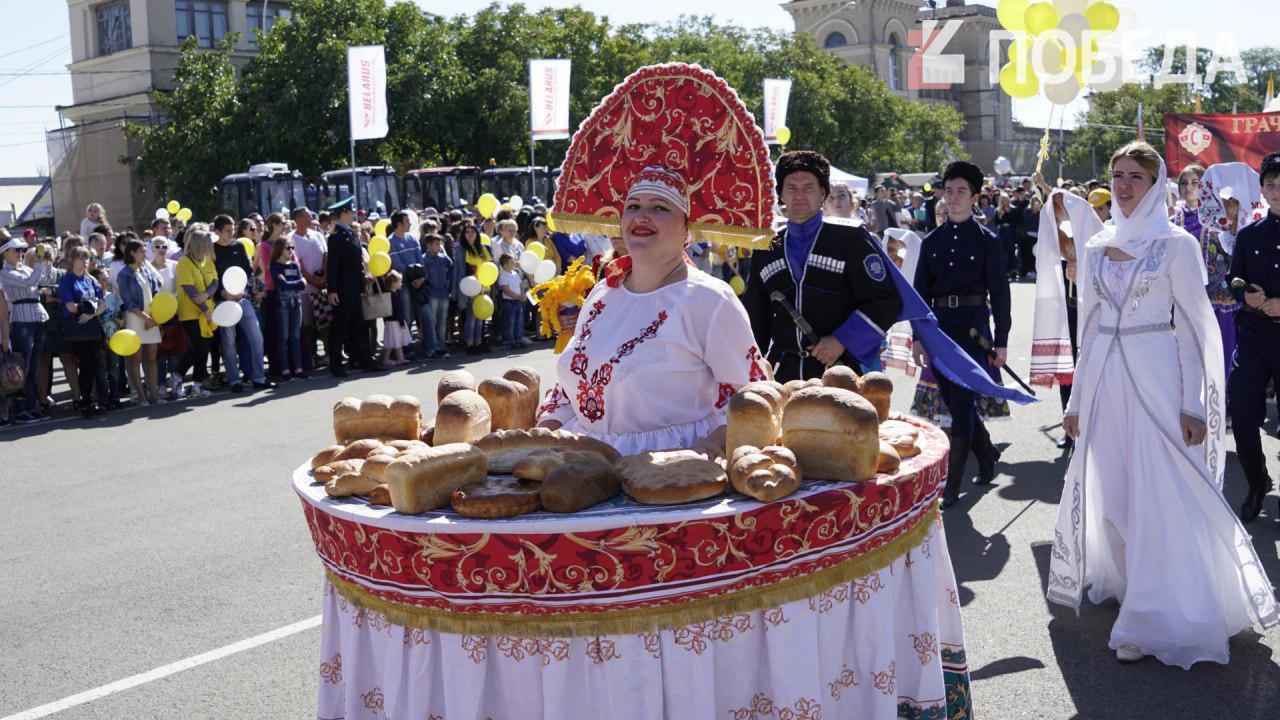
[401,166,481,211]
[318,166,400,215]
[480,166,557,205]
[217,163,307,218]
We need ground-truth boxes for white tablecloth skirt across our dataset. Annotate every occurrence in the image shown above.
[314,520,970,720]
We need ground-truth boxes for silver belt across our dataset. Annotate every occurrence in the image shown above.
[1099,322,1171,337]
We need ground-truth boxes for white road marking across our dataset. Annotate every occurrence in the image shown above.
[1,615,322,720]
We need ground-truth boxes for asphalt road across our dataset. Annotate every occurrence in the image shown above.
[3,281,1278,720]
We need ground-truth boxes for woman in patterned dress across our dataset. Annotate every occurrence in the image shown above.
[535,167,771,456]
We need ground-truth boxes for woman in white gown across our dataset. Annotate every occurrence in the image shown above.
[1043,142,1278,667]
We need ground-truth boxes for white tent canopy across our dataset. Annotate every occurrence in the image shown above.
[829,165,869,195]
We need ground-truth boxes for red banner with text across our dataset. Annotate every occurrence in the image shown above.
[1164,112,1280,174]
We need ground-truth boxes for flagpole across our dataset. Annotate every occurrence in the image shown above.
[530,133,537,201]
[350,137,359,218]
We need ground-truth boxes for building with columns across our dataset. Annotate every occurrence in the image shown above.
[52,0,290,232]
[784,0,1082,179]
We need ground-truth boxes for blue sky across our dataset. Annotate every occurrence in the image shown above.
[0,0,1271,176]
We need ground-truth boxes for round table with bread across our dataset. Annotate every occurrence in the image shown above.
[299,367,972,720]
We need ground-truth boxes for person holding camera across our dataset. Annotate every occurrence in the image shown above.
[1,232,54,423]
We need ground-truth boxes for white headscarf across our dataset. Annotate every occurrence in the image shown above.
[1196,162,1265,255]
[1086,154,1174,259]
[1029,189,1105,387]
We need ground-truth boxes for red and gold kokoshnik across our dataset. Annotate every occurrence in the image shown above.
[299,419,948,638]
[550,63,775,250]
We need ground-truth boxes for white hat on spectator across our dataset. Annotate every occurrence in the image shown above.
[1,237,29,254]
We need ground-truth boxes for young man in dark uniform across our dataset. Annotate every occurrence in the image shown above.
[913,161,1012,508]
[741,151,902,382]
[1228,152,1280,523]
[325,205,383,377]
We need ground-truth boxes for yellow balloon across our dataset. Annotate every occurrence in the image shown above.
[109,329,141,357]
[546,214,557,232]
[729,275,746,295]
[1009,37,1033,65]
[923,183,933,192]
[368,235,390,256]
[150,291,178,324]
[480,233,492,246]
[238,237,256,258]
[369,251,391,277]
[476,261,499,287]
[997,0,1029,30]
[1084,1,1119,33]
[776,126,792,146]
[166,200,181,215]
[526,241,547,261]
[1023,2,1058,34]
[176,208,193,222]
[472,294,495,321]
[999,61,1040,99]
[375,219,392,237]
[477,193,499,219]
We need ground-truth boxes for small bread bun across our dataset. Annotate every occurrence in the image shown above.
[478,377,528,431]
[311,445,345,470]
[821,365,861,393]
[855,372,894,422]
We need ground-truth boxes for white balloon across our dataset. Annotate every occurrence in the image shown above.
[212,300,243,328]
[459,275,482,298]
[533,259,557,285]
[155,208,170,220]
[1052,0,1088,16]
[406,209,420,234]
[221,265,248,296]
[508,195,524,211]
[994,156,1013,175]
[519,250,540,275]
[1057,12,1091,46]
[1044,74,1082,105]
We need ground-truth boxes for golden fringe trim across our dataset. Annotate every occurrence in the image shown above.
[549,211,774,251]
[325,505,938,638]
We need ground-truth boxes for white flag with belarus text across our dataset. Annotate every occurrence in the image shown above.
[762,78,792,145]
[348,45,388,141]
[530,59,572,141]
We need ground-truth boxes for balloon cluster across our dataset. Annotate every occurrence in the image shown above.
[154,200,193,223]
[996,0,1128,106]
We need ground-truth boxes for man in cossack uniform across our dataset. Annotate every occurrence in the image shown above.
[913,161,1011,507]
[741,151,903,382]
[1228,152,1280,524]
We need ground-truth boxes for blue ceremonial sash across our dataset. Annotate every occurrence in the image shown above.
[846,243,1036,404]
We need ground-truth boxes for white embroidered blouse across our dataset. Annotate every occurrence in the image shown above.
[536,267,770,456]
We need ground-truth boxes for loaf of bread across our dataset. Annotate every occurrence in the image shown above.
[474,428,621,473]
[728,445,801,502]
[619,450,728,505]
[503,366,541,429]
[314,459,365,484]
[478,377,528,431]
[781,386,880,483]
[384,443,489,514]
[433,390,492,445]
[855,372,894,422]
[325,471,381,498]
[335,438,388,461]
[821,365,861,393]
[332,395,422,443]
[540,454,624,513]
[726,383,783,456]
[311,445,345,470]
[877,441,901,473]
[512,448,602,481]
[878,419,921,459]
[437,370,477,403]
[451,477,542,518]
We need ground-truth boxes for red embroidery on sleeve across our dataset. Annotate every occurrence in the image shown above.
[537,384,569,419]
[715,383,736,409]
[747,345,767,382]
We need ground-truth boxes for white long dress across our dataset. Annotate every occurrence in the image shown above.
[536,267,770,455]
[1047,230,1278,668]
